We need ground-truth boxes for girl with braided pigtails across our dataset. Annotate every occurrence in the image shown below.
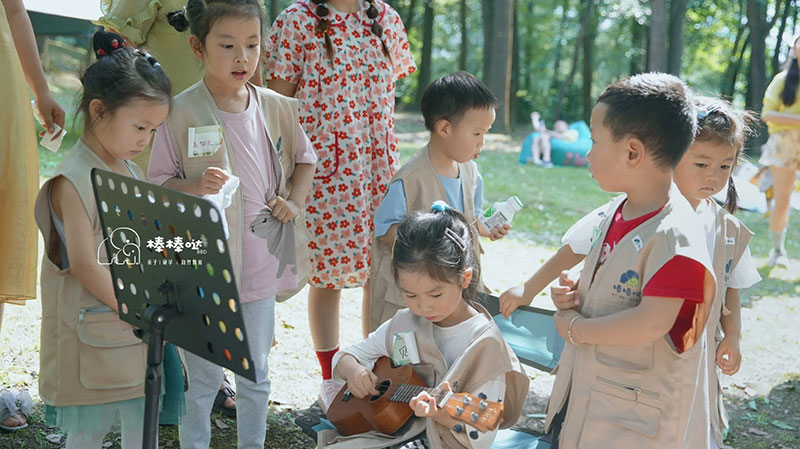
[265,0,415,409]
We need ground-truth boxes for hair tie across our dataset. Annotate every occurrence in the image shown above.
[431,200,451,212]
[93,31,128,59]
[444,228,467,253]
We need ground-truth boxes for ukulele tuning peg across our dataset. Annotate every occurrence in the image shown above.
[471,412,479,423]
[469,430,479,440]
[463,396,472,405]
[453,423,464,433]
[455,406,464,416]
[479,400,488,411]
[478,392,487,400]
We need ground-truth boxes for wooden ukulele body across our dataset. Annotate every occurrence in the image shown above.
[327,357,426,436]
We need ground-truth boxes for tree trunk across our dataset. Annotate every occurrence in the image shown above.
[484,0,514,133]
[511,1,520,126]
[269,0,280,24]
[772,0,792,76]
[459,0,468,70]
[413,0,435,107]
[582,0,597,123]
[482,0,494,80]
[550,0,571,92]
[747,0,770,149]
[725,32,750,100]
[403,0,419,32]
[667,0,689,75]
[648,0,668,71]
[553,0,591,120]
[630,17,645,75]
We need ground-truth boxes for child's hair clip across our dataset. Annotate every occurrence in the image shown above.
[697,107,709,120]
[444,228,467,252]
[431,200,451,212]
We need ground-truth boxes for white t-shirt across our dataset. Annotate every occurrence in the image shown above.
[695,200,761,289]
[332,312,505,449]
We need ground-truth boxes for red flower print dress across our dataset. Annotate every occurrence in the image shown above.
[266,0,415,289]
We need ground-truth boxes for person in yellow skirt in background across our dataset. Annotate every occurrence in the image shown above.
[0,0,65,431]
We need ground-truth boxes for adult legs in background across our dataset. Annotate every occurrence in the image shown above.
[768,165,796,266]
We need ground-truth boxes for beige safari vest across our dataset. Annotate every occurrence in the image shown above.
[545,187,717,449]
[369,145,480,331]
[705,201,752,447]
[163,80,310,301]
[320,306,529,449]
[34,140,148,406]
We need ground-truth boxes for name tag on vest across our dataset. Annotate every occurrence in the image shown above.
[188,125,224,158]
[392,331,421,366]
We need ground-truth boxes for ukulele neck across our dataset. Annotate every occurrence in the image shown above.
[389,384,452,406]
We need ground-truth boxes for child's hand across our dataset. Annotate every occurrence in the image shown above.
[550,271,581,309]
[196,167,229,195]
[716,337,742,375]
[499,284,531,318]
[409,381,451,418]
[488,223,511,241]
[268,196,300,223]
[345,364,379,399]
[553,309,582,343]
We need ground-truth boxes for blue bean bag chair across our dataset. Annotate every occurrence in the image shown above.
[519,121,592,167]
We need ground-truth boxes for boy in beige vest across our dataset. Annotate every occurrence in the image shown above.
[368,71,510,335]
[544,73,717,449]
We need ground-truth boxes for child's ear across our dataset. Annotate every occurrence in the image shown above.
[89,99,106,122]
[434,118,452,138]
[189,35,204,60]
[461,268,473,289]
[626,137,645,166]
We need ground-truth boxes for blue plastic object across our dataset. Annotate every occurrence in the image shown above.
[492,428,551,449]
[519,121,591,166]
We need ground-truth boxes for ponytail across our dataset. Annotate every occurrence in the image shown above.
[724,176,739,214]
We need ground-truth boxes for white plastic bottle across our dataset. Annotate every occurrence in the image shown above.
[479,196,523,232]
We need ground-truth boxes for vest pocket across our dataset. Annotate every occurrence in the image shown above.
[577,388,662,449]
[182,152,228,179]
[595,343,654,372]
[76,309,146,390]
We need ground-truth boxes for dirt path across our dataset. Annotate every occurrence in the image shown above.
[2,236,798,448]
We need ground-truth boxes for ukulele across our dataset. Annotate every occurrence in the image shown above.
[327,357,504,436]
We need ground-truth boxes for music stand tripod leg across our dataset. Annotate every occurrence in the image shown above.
[141,304,178,449]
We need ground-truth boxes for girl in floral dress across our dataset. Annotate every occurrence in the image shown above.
[265,0,415,402]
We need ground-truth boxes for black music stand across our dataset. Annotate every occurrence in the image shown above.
[91,168,255,449]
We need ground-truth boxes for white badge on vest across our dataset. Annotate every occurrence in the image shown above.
[726,237,735,245]
[188,125,224,158]
[632,235,643,252]
[392,331,421,366]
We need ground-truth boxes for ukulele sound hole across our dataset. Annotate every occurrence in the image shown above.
[369,380,391,401]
